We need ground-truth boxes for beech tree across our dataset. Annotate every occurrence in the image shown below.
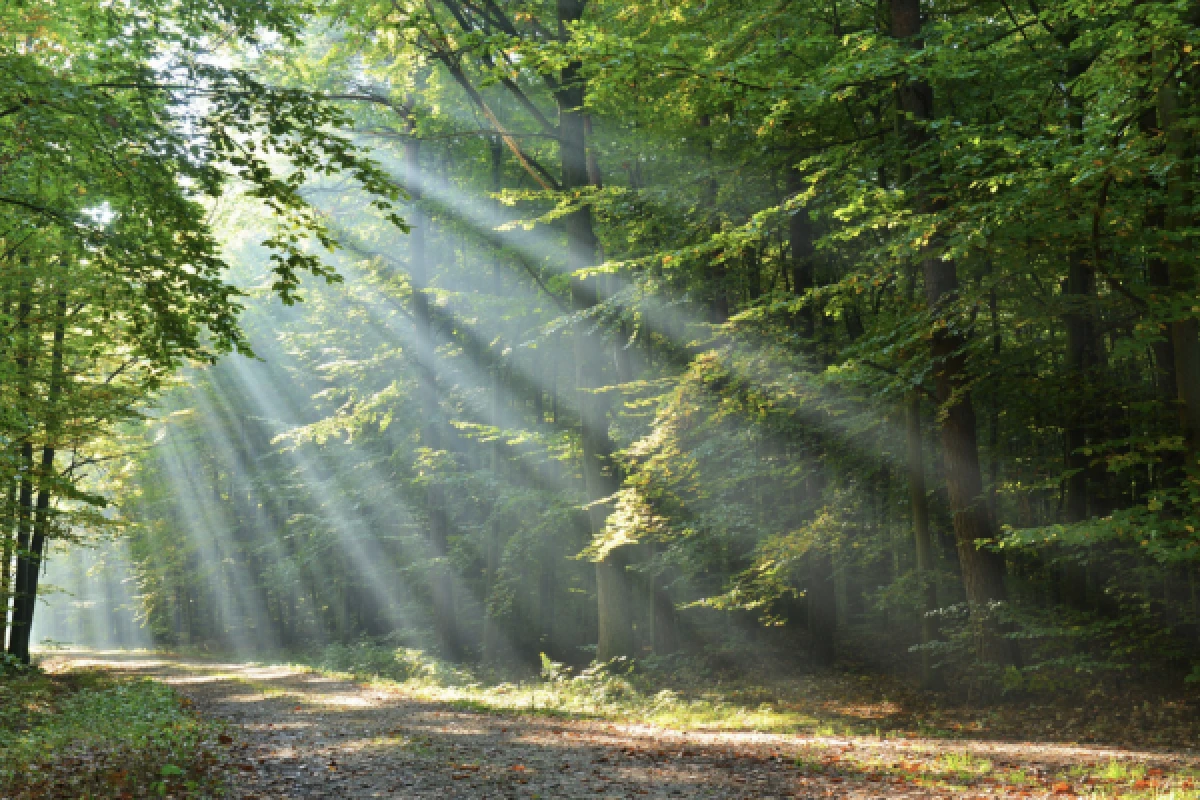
[0,0,404,662]
[17,0,1200,693]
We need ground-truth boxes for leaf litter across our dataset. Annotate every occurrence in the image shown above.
[40,653,1200,799]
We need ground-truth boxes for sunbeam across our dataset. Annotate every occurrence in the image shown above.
[8,3,1200,798]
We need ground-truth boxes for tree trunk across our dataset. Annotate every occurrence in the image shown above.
[651,556,678,655]
[0,289,13,650]
[1159,77,1200,464]
[1061,246,1094,607]
[926,303,1014,658]
[806,473,836,666]
[555,0,633,662]
[1,479,15,649]
[539,532,558,657]
[1138,67,1182,459]
[405,102,460,660]
[785,164,835,664]
[1059,35,1096,534]
[7,280,35,663]
[892,0,1016,667]
[11,445,55,660]
[807,552,837,667]
[10,294,64,663]
[7,445,34,662]
[483,135,507,663]
[1062,247,1093,525]
[906,393,940,687]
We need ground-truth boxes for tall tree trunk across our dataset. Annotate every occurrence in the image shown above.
[1,479,16,650]
[10,294,64,663]
[0,293,12,651]
[12,445,56,661]
[483,135,507,663]
[987,277,1002,519]
[556,0,634,661]
[405,101,460,660]
[906,393,940,687]
[1062,247,1094,608]
[590,126,669,655]
[1062,45,1097,539]
[1137,55,1181,432]
[892,0,1016,667]
[807,558,836,666]
[7,446,33,662]
[925,266,1015,664]
[1062,247,1094,525]
[802,464,836,666]
[650,553,678,655]
[1142,87,1183,484]
[7,279,35,663]
[539,532,558,657]
[786,164,835,664]
[1159,76,1200,464]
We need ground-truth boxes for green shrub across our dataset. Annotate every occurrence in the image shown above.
[313,640,472,686]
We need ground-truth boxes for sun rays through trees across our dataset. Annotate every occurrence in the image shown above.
[5,0,1200,719]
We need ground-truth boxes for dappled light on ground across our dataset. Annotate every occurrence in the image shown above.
[40,652,1200,799]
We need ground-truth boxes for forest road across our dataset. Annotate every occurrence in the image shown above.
[41,653,1191,799]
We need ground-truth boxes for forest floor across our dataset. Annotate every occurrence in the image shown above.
[32,652,1200,799]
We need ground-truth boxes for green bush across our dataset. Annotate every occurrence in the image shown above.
[313,640,472,686]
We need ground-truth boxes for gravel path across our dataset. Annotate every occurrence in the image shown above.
[43,654,1195,799]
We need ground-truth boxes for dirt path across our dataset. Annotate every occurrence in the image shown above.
[42,654,1196,799]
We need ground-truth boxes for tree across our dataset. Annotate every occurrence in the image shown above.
[0,0,405,661]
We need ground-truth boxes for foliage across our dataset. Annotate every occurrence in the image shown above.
[299,641,823,732]
[0,0,404,661]
[0,667,229,798]
[22,0,1200,701]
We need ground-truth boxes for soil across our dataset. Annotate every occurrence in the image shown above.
[41,654,1199,799]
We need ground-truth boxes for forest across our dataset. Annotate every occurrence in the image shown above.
[3,0,1200,797]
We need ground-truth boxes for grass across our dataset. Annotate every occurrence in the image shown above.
[31,647,1200,800]
[293,643,834,733]
[281,642,1200,798]
[0,660,231,799]
[937,749,992,781]
[161,639,1200,751]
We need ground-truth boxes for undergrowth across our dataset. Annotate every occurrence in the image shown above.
[297,640,1200,749]
[0,661,230,798]
[305,642,847,733]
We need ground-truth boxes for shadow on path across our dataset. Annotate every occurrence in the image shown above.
[40,652,1198,800]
